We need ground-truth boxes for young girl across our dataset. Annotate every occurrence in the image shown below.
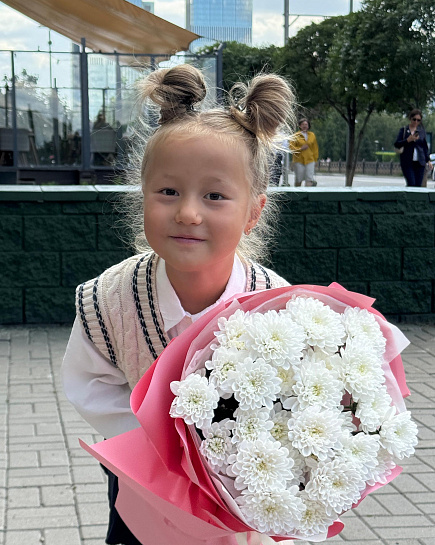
[62,64,296,545]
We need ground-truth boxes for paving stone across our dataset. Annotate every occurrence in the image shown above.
[375,493,422,515]
[41,485,75,506]
[80,524,107,539]
[44,528,81,545]
[336,514,379,540]
[71,466,106,484]
[376,525,435,539]
[39,450,69,467]
[8,450,39,468]
[7,487,40,508]
[390,474,430,493]
[4,530,42,545]
[76,501,109,525]
[414,472,435,491]
[7,505,77,529]
[356,495,389,516]
[365,514,432,527]
[8,466,72,487]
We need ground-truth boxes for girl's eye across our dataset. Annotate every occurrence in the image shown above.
[206,193,224,201]
[161,188,178,196]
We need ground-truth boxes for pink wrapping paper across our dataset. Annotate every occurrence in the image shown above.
[81,284,410,544]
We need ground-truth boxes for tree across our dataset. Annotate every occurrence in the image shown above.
[278,0,435,185]
[200,41,280,96]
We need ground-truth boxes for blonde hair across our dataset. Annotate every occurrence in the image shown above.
[120,64,296,263]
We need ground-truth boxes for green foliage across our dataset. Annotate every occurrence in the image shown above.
[210,41,281,95]
[311,110,406,161]
[218,0,435,184]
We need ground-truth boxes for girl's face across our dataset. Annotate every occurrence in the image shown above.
[143,133,265,277]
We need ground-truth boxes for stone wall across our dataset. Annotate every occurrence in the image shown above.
[1,185,434,324]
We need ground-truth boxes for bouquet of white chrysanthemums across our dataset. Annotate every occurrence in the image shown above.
[170,291,418,540]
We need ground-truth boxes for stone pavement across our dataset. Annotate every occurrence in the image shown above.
[0,324,434,545]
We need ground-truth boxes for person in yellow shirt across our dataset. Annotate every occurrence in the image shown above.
[290,118,319,186]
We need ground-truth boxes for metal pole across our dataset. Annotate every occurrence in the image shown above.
[48,29,53,88]
[80,38,91,171]
[284,0,289,44]
[350,0,353,12]
[4,83,9,128]
[215,42,226,105]
[115,53,123,164]
[52,81,60,165]
[11,51,18,169]
[185,0,190,30]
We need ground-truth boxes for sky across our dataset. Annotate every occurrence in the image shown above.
[0,0,362,52]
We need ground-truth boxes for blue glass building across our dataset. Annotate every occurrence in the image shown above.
[188,0,252,46]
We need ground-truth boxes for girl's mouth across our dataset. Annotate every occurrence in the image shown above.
[170,235,204,244]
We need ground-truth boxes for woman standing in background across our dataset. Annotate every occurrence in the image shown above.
[290,118,319,187]
[394,109,432,187]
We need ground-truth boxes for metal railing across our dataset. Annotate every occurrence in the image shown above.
[315,159,403,176]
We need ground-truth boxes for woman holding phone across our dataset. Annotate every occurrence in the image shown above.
[394,109,432,187]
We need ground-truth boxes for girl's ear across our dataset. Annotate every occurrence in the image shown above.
[245,194,267,234]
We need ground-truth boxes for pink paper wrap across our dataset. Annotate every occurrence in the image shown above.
[81,284,410,544]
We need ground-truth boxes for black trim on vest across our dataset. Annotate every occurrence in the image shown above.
[145,256,168,350]
[92,277,118,367]
[132,255,159,360]
[250,264,257,291]
[257,264,271,290]
[78,282,93,342]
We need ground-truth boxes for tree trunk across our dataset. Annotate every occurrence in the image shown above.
[345,120,357,186]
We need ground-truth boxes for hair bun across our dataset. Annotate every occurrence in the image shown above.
[138,64,207,123]
[230,74,295,141]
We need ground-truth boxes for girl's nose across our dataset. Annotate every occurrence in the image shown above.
[175,197,202,225]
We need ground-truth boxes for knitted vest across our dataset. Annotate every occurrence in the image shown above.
[76,252,289,388]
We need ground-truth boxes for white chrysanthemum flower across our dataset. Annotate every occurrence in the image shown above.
[305,458,366,516]
[222,357,281,411]
[340,340,385,402]
[270,405,305,482]
[277,364,300,399]
[287,406,345,461]
[339,433,380,482]
[244,310,305,369]
[205,346,247,395]
[355,386,393,432]
[366,447,397,486]
[342,307,386,357]
[200,420,234,469]
[236,487,303,535]
[231,407,274,444]
[296,491,338,537]
[270,406,293,446]
[284,296,346,354]
[303,347,345,382]
[214,309,250,350]
[170,372,219,429]
[227,438,294,492]
[292,361,344,411]
[379,409,419,459]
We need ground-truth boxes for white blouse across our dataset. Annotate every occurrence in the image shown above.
[62,255,247,439]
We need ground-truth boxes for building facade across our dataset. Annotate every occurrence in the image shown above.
[127,0,154,12]
[187,0,252,47]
